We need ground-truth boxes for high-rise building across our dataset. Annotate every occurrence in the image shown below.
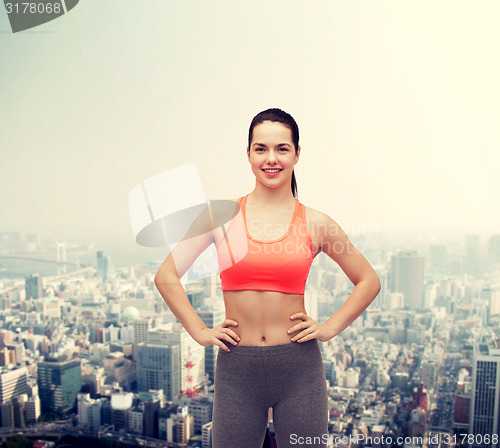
[202,274,218,298]
[0,330,14,348]
[465,234,481,274]
[111,392,133,431]
[97,251,115,281]
[25,273,42,300]
[202,421,213,448]
[136,343,180,401]
[158,404,180,439]
[143,398,161,438]
[97,251,108,282]
[12,394,26,428]
[455,373,471,433]
[38,357,81,415]
[488,235,500,268]
[167,405,194,444]
[0,402,14,428]
[186,289,204,310]
[134,318,155,345]
[389,250,425,309]
[0,367,28,405]
[174,395,213,433]
[429,245,447,272]
[481,287,500,319]
[77,394,103,430]
[24,395,41,424]
[148,324,205,395]
[470,342,500,446]
[128,406,143,434]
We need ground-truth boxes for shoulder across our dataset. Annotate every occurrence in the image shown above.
[303,204,349,245]
[304,204,342,232]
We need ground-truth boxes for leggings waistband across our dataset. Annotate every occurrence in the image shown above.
[221,339,318,356]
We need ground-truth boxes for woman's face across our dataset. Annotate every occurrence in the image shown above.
[247,120,300,191]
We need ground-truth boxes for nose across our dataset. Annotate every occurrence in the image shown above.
[266,149,278,164]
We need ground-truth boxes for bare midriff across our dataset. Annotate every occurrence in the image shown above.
[223,290,307,346]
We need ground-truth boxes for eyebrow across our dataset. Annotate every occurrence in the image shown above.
[252,143,292,148]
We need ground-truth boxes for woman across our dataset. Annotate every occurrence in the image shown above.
[154,108,381,448]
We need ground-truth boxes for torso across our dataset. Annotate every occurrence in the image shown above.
[212,196,324,346]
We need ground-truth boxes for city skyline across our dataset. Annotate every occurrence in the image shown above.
[1,226,500,445]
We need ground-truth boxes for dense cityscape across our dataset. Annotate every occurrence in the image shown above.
[0,231,500,448]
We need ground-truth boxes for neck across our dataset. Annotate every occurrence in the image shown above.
[249,181,296,206]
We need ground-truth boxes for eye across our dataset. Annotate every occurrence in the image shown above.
[254,147,265,152]
[278,147,289,152]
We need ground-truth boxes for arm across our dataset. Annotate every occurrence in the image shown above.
[289,210,381,342]
[320,213,381,336]
[154,205,240,351]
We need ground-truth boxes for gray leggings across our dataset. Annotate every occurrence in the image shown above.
[212,339,328,448]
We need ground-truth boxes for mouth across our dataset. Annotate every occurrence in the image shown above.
[262,168,282,175]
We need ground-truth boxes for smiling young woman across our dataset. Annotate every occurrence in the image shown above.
[154,108,381,448]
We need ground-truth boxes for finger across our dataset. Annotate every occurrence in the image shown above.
[291,328,316,342]
[222,328,241,342]
[287,322,309,334]
[219,332,239,345]
[218,327,239,340]
[296,333,316,343]
[216,340,230,352]
[223,319,238,327]
[290,312,308,321]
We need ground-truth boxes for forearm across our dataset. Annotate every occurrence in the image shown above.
[324,279,380,337]
[154,276,208,341]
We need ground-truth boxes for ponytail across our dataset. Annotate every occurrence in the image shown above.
[291,170,298,198]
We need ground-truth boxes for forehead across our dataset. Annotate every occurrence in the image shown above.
[251,121,293,145]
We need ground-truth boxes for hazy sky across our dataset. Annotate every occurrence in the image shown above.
[1,1,499,261]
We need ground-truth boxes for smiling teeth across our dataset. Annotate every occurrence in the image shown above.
[264,169,281,173]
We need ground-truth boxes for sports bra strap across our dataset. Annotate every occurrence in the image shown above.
[298,201,307,223]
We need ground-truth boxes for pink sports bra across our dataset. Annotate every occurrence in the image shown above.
[216,194,314,294]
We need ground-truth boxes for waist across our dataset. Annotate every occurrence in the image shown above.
[222,290,307,346]
[219,338,319,355]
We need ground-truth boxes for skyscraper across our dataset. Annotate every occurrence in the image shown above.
[465,234,481,275]
[136,343,180,401]
[38,357,81,415]
[0,367,28,405]
[470,342,500,447]
[488,235,500,268]
[428,245,447,273]
[389,250,424,309]
[148,324,205,395]
[134,317,155,345]
[25,273,42,300]
[96,250,115,281]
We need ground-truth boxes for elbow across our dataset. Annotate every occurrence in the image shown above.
[363,274,381,298]
[154,271,162,287]
[372,272,381,291]
[373,276,381,297]
[154,275,161,289]
[154,271,180,290]
[154,274,168,290]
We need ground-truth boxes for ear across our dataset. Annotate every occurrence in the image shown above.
[294,146,301,164]
[247,146,251,162]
